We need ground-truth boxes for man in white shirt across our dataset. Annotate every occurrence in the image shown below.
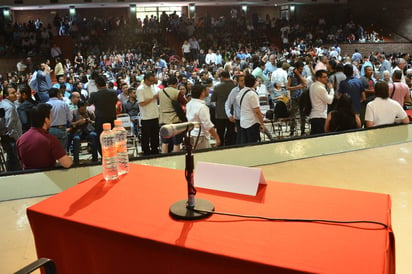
[309,69,334,135]
[186,84,220,150]
[205,49,217,66]
[225,74,245,144]
[137,72,159,155]
[236,74,264,144]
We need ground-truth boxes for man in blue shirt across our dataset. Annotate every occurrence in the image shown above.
[339,64,366,115]
[46,88,73,150]
[29,63,52,103]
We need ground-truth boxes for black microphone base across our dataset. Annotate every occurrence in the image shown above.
[169,199,215,220]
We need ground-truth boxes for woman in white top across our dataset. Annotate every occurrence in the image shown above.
[365,81,409,128]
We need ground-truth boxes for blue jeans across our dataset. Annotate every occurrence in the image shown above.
[49,127,68,151]
[37,91,50,103]
[72,131,98,162]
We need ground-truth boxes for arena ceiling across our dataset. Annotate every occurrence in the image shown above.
[3,0,347,10]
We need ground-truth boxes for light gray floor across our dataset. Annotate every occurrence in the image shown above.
[2,142,411,273]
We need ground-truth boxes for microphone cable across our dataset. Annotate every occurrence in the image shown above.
[190,208,388,229]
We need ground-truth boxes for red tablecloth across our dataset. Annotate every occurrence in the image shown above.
[27,164,394,274]
[406,109,412,121]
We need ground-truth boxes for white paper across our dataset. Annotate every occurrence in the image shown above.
[194,162,266,196]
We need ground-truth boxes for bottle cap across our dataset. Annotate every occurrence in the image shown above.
[114,119,122,126]
[103,123,111,130]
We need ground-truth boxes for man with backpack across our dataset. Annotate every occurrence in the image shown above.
[159,76,187,153]
[236,74,264,144]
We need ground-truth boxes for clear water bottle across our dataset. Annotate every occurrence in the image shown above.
[113,119,129,175]
[100,123,118,181]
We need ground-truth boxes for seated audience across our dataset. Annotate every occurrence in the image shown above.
[70,101,98,165]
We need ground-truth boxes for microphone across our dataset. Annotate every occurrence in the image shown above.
[160,122,200,138]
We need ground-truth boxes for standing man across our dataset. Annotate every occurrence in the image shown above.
[46,88,72,150]
[377,54,392,79]
[189,36,200,62]
[264,54,277,77]
[159,76,187,153]
[88,75,118,154]
[186,84,220,150]
[225,74,245,144]
[309,70,335,135]
[29,63,53,103]
[0,84,22,171]
[286,61,307,136]
[271,61,289,89]
[359,65,376,124]
[211,71,236,146]
[17,103,72,170]
[16,59,27,77]
[339,64,365,116]
[137,72,160,156]
[236,74,264,144]
[17,83,38,134]
[205,49,217,66]
[122,87,140,136]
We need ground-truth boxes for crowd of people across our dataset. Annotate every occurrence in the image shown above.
[0,8,411,173]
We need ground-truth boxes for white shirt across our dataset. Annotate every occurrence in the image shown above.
[137,83,159,120]
[182,43,191,54]
[205,53,217,65]
[186,98,214,138]
[236,87,260,129]
[225,86,241,120]
[309,81,334,119]
[365,97,407,127]
[256,83,268,97]
[271,68,288,87]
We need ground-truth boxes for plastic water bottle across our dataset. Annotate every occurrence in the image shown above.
[100,123,118,181]
[113,119,129,175]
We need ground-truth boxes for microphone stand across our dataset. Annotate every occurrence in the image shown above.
[169,128,215,220]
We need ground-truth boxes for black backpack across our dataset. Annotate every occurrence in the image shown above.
[274,101,290,119]
[299,88,312,116]
[162,89,187,122]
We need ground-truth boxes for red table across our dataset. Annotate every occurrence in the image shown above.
[406,109,412,121]
[27,164,395,274]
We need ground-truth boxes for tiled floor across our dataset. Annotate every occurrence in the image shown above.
[1,142,411,274]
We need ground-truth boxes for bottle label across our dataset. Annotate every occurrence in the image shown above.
[116,142,127,153]
[102,146,116,157]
